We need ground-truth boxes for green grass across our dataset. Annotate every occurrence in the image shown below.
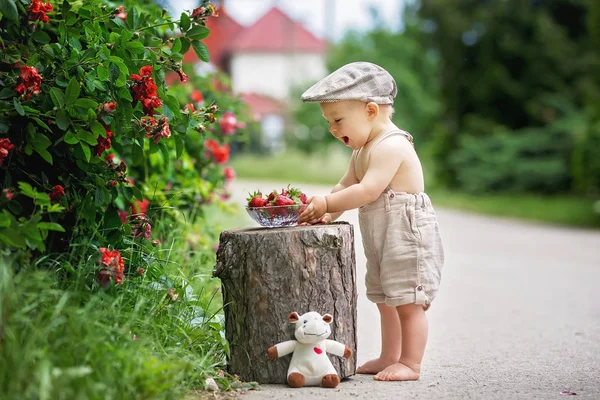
[0,203,255,400]
[231,149,600,229]
[231,147,350,186]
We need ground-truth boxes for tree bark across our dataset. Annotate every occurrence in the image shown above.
[213,222,357,384]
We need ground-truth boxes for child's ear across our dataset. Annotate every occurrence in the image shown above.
[288,312,300,323]
[365,102,379,119]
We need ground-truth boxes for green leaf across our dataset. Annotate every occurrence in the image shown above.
[56,109,70,131]
[32,117,52,133]
[32,30,51,44]
[90,121,105,138]
[37,222,66,232]
[18,182,36,198]
[36,148,53,164]
[126,6,139,29]
[76,129,97,145]
[0,213,11,228]
[0,230,26,249]
[171,38,182,54]
[163,95,181,118]
[97,65,109,81]
[179,37,191,55]
[65,77,81,105]
[80,142,91,162]
[109,63,120,84]
[132,186,144,201]
[191,40,209,62]
[50,88,65,108]
[108,57,128,87]
[23,219,42,241]
[125,41,145,54]
[30,133,52,150]
[132,142,144,165]
[122,186,134,202]
[94,186,105,206]
[175,135,184,159]
[0,87,14,99]
[118,87,133,102]
[75,98,99,111]
[0,0,18,22]
[63,131,79,144]
[187,26,210,40]
[13,98,24,116]
[180,13,191,32]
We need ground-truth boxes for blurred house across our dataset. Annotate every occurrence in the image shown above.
[182,4,328,152]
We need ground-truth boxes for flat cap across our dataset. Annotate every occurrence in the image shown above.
[301,61,397,104]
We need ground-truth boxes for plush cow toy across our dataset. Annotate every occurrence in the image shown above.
[267,311,352,388]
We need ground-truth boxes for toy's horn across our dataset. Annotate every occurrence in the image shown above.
[322,314,333,324]
[288,312,300,323]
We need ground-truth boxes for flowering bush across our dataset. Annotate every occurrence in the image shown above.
[0,0,234,264]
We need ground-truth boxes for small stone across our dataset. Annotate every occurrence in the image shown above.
[205,377,219,391]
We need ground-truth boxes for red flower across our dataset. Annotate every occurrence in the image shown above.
[49,185,65,202]
[118,210,129,224]
[113,6,126,22]
[177,70,188,83]
[204,140,230,164]
[130,66,162,115]
[28,0,53,23]
[103,102,117,113]
[15,66,42,101]
[143,116,170,144]
[191,90,203,103]
[183,103,195,113]
[105,153,115,163]
[97,248,125,287]
[94,125,114,157]
[131,214,151,239]
[131,199,150,215]
[0,138,15,166]
[4,189,13,201]
[140,66,153,77]
[191,4,218,20]
[224,166,236,183]
[219,111,238,136]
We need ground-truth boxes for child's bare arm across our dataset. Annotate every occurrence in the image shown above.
[298,139,405,223]
[328,154,359,221]
[326,141,404,212]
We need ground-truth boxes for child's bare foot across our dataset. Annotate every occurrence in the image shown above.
[356,358,397,375]
[373,362,420,381]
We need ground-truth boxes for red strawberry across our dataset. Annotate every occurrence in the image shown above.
[299,193,308,204]
[247,191,266,208]
[273,195,294,206]
[267,190,278,203]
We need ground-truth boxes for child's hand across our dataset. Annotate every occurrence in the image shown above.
[299,213,332,226]
[298,196,327,224]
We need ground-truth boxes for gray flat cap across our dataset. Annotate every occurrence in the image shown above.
[301,62,397,104]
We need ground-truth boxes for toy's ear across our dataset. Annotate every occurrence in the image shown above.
[322,314,333,324]
[288,312,300,323]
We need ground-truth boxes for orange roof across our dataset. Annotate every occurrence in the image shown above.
[183,6,326,68]
[240,92,286,120]
[229,7,326,53]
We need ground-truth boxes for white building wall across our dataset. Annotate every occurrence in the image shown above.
[230,53,326,99]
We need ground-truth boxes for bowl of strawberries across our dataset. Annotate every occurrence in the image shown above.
[246,186,309,227]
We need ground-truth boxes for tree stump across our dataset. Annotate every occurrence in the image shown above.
[213,222,357,384]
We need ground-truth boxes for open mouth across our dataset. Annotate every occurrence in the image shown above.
[342,136,349,145]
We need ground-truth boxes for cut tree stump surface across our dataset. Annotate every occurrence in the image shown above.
[213,222,357,384]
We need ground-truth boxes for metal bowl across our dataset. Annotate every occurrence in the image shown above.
[245,204,308,227]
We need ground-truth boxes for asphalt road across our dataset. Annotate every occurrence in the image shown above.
[225,179,600,400]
